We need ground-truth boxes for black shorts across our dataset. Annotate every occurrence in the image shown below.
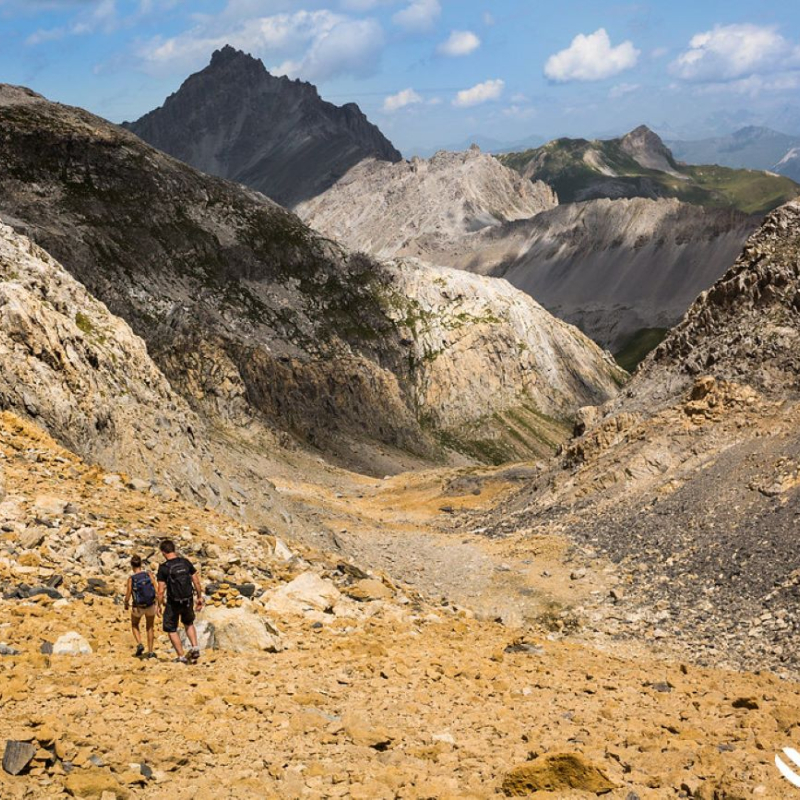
[162,600,195,633]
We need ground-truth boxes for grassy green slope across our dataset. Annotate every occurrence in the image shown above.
[498,137,800,215]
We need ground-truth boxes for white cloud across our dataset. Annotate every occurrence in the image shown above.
[609,82,640,98]
[27,0,118,45]
[483,12,495,27]
[382,87,422,112]
[437,30,480,57]
[693,71,800,97]
[275,17,384,81]
[137,8,384,81]
[392,0,440,33]
[339,0,394,9]
[544,28,640,82]
[453,78,504,108]
[671,24,800,83]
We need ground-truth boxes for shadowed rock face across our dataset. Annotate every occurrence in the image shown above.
[123,46,402,208]
[0,84,623,474]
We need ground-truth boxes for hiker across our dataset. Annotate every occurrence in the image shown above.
[156,539,204,663]
[123,555,159,659]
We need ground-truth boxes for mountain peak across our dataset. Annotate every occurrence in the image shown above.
[207,44,266,75]
[124,51,401,207]
[620,124,677,173]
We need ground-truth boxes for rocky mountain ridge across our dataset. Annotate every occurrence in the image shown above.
[297,148,558,259]
[301,151,758,350]
[477,200,800,675]
[124,46,402,208]
[0,220,261,518]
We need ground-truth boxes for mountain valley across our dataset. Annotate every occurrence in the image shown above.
[0,29,799,800]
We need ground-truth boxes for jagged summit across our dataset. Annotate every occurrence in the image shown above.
[124,46,401,207]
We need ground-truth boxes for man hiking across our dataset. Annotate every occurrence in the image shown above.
[156,539,204,664]
[123,555,159,659]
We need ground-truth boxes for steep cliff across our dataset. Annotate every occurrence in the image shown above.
[482,200,800,674]
[124,46,402,208]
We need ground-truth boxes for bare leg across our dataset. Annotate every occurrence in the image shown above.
[145,616,155,653]
[131,617,142,646]
[168,631,184,657]
[185,624,199,649]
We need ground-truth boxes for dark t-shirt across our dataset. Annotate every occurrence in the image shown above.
[156,557,196,602]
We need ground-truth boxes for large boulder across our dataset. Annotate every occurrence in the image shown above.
[262,572,342,616]
[501,753,617,796]
[52,631,92,656]
[196,605,282,653]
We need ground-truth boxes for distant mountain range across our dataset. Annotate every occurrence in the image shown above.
[124,46,401,208]
[498,126,799,216]
[667,126,800,182]
[299,145,758,353]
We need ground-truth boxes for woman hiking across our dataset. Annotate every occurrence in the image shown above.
[123,554,160,658]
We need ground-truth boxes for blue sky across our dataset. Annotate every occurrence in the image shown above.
[1,0,800,154]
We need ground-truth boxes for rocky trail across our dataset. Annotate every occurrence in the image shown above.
[2,411,799,799]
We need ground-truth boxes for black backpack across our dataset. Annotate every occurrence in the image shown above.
[166,559,194,603]
[131,572,156,607]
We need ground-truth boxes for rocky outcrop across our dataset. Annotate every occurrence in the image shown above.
[0,84,621,474]
[619,124,681,175]
[0,220,237,504]
[297,148,558,258]
[632,199,800,406]
[301,153,756,349]
[124,46,401,208]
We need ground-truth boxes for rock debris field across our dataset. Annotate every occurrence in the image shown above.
[0,413,798,798]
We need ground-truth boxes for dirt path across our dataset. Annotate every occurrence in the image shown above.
[274,464,613,628]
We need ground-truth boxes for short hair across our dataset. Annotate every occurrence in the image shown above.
[160,539,176,554]
[131,555,142,569]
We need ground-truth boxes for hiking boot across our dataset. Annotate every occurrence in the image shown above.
[174,656,188,664]
[146,652,157,659]
[187,648,200,663]
[135,644,145,657]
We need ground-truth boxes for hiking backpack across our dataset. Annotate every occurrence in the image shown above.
[131,572,156,608]
[166,559,194,603]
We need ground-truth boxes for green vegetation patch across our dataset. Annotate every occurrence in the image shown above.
[613,327,669,372]
[75,311,94,335]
